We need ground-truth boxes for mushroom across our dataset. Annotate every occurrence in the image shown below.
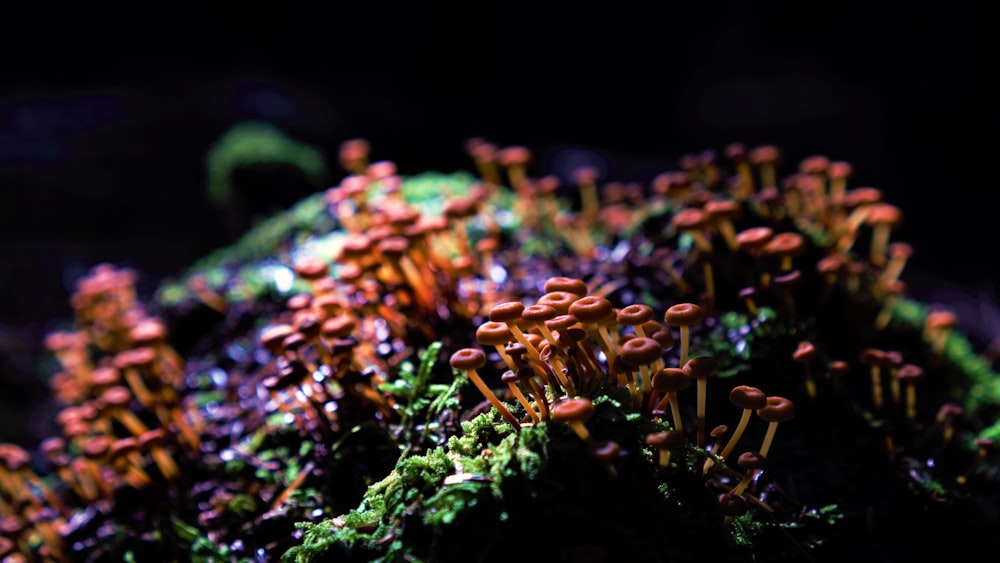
[550,397,596,444]
[619,336,663,398]
[671,208,714,255]
[138,428,180,481]
[717,492,749,523]
[763,232,806,273]
[489,301,544,364]
[827,160,852,202]
[709,424,729,457]
[543,275,589,298]
[860,348,889,410]
[724,142,754,198]
[896,363,925,422]
[748,144,781,189]
[617,304,655,338]
[864,202,902,267]
[650,367,692,431]
[293,256,332,296]
[646,430,687,468]
[684,355,719,448]
[465,138,502,191]
[826,360,850,399]
[671,208,716,307]
[108,437,153,489]
[522,304,576,395]
[924,309,958,357]
[521,303,562,352]
[501,370,541,424]
[582,439,622,478]
[449,348,520,429]
[735,226,775,287]
[756,396,796,458]
[475,320,518,372]
[717,385,769,462]
[771,269,803,323]
[568,295,618,366]
[96,385,150,438]
[376,236,436,312]
[496,145,531,192]
[536,291,580,316]
[338,138,371,175]
[730,451,767,496]
[792,341,819,399]
[879,241,914,287]
[704,199,742,252]
[545,313,601,377]
[664,302,705,368]
[572,165,601,227]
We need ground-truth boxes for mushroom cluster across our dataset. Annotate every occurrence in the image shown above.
[3,137,999,562]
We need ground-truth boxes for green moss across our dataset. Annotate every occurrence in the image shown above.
[206,121,327,206]
[891,297,1000,424]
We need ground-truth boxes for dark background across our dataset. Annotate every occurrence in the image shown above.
[2,2,999,446]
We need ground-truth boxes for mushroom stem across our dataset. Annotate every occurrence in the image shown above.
[652,391,685,432]
[870,365,884,410]
[503,371,541,424]
[718,409,753,461]
[803,363,817,399]
[696,376,708,447]
[469,371,520,428]
[451,349,521,429]
[679,326,691,367]
[759,421,780,458]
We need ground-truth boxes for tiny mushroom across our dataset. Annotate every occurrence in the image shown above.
[756,396,796,459]
[650,367,692,432]
[717,385,769,462]
[860,348,889,410]
[792,341,819,399]
[618,336,663,398]
[730,451,767,497]
[664,302,705,368]
[684,355,719,448]
[895,363,925,422]
[646,430,687,468]
[450,348,520,429]
[501,370,541,424]
[550,397,596,444]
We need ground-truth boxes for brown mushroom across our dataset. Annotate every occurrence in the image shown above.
[717,385,769,462]
[501,370,541,424]
[896,363,924,422]
[646,430,687,468]
[450,348,520,429]
[650,367,692,431]
[792,341,819,399]
[550,397,596,443]
[664,302,705,369]
[756,396,796,458]
[619,336,663,398]
[684,355,719,448]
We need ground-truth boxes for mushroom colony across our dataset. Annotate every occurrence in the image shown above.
[2,138,998,562]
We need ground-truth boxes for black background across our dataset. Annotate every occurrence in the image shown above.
[2,2,999,446]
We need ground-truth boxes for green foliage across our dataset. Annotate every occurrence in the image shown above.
[283,412,550,562]
[891,297,1000,426]
[205,121,327,205]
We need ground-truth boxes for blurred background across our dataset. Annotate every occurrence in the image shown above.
[2,2,998,446]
